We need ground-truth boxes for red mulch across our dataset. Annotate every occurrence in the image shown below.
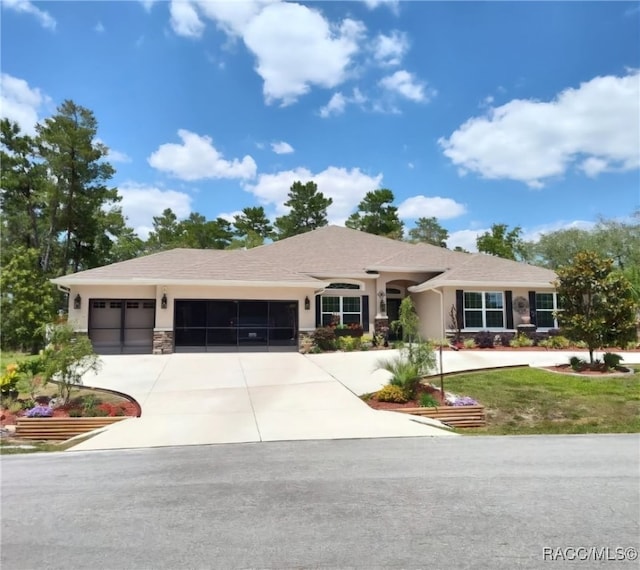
[1,400,139,427]
[544,364,632,376]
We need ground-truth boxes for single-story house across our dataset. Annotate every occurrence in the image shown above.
[52,225,558,354]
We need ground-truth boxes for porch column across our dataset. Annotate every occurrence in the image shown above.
[374,278,389,334]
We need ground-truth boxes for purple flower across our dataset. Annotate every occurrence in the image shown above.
[452,396,478,407]
[26,405,53,418]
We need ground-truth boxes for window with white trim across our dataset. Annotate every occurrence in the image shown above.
[463,292,504,328]
[535,293,559,328]
[321,296,362,326]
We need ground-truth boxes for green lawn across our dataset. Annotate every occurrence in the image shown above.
[439,366,640,435]
[0,351,33,370]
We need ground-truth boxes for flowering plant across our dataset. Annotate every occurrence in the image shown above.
[1,363,19,390]
[451,396,479,407]
[444,391,479,406]
[25,405,53,418]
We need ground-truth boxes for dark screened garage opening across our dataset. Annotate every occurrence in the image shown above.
[174,300,298,352]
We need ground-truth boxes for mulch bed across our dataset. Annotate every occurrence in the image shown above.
[365,383,446,410]
[543,364,633,376]
[1,400,139,428]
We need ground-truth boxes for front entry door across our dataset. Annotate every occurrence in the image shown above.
[386,298,403,341]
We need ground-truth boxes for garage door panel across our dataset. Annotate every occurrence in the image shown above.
[89,298,155,354]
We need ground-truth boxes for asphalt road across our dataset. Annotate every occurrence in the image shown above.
[2,435,639,569]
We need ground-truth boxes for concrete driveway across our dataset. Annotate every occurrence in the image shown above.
[70,353,455,451]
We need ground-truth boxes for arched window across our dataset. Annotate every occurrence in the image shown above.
[326,282,361,290]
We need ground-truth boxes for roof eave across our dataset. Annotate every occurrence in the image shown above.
[50,277,327,289]
[409,280,556,293]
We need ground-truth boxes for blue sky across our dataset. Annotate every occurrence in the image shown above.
[2,0,639,250]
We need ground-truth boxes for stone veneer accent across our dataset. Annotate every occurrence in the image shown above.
[153,331,174,354]
[374,317,390,334]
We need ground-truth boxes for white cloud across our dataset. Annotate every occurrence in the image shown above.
[579,157,609,178]
[379,70,431,102]
[194,0,270,36]
[0,73,50,135]
[243,3,365,105]
[397,196,467,220]
[372,30,408,67]
[271,141,294,154]
[108,149,132,163]
[96,138,132,163]
[4,0,56,30]
[319,88,368,118]
[245,166,383,223]
[118,183,192,239]
[439,71,640,187]
[167,1,367,105]
[148,129,257,181]
[363,0,400,13]
[521,219,596,243]
[170,0,205,38]
[95,21,105,33]
[319,92,347,118]
[447,229,486,252]
[218,210,243,223]
[140,0,157,12]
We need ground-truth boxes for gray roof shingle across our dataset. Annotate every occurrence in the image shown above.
[53,225,556,288]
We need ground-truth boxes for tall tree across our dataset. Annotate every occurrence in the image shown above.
[0,120,49,264]
[345,188,404,239]
[476,223,526,261]
[274,181,332,239]
[0,248,55,353]
[555,251,638,363]
[180,214,234,249]
[233,206,273,248]
[407,217,449,247]
[35,100,121,274]
[146,208,182,251]
[530,228,596,269]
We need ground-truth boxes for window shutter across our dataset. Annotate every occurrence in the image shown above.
[455,290,464,329]
[528,291,537,326]
[362,295,370,332]
[505,290,514,329]
[315,295,322,328]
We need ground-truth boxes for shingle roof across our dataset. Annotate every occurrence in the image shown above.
[52,248,323,286]
[410,253,557,290]
[52,225,557,288]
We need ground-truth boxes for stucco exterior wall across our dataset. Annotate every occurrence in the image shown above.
[66,284,156,332]
[412,290,444,340]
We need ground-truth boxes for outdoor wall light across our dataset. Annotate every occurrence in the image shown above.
[161,293,168,309]
[73,294,82,310]
[304,296,310,311]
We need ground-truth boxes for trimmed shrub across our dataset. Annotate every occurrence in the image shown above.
[603,352,623,370]
[500,333,512,347]
[539,335,571,349]
[312,327,336,351]
[376,384,408,403]
[463,338,476,349]
[569,356,586,371]
[473,331,494,349]
[510,334,534,348]
[419,393,439,408]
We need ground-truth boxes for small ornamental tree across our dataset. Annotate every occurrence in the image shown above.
[377,297,435,398]
[42,324,101,404]
[555,252,638,363]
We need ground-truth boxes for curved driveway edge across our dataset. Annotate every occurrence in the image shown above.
[69,353,455,451]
